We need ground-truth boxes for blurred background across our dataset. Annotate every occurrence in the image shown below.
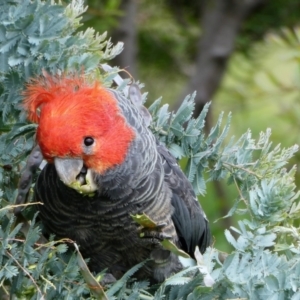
[81,0,300,252]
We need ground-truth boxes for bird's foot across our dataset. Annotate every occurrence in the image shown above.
[150,248,171,265]
[138,221,172,244]
[100,273,117,286]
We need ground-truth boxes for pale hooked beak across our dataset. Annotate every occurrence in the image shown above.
[54,157,97,195]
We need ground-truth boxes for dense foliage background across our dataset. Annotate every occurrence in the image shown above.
[1,0,300,299]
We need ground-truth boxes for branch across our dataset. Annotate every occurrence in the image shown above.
[111,0,137,77]
[223,162,262,179]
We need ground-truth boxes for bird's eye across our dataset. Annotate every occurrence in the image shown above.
[84,137,94,147]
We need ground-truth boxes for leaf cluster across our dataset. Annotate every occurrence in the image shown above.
[0,209,89,299]
[148,95,300,299]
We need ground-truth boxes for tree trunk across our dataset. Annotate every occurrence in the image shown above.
[111,0,137,78]
[183,0,266,122]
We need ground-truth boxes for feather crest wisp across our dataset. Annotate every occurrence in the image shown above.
[23,74,135,173]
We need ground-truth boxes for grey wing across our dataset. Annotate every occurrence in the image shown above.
[157,142,211,256]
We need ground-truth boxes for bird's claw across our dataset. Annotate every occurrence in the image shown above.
[138,221,172,241]
[14,145,44,215]
[139,231,172,240]
[100,273,116,286]
[154,222,168,230]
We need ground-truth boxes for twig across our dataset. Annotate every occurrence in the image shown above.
[35,238,75,251]
[233,177,248,206]
[119,68,134,81]
[40,275,56,290]
[232,177,254,220]
[0,237,74,249]
[1,202,43,212]
[223,162,262,179]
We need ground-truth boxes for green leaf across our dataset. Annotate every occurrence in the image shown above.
[169,143,185,159]
[56,244,68,254]
[161,239,190,259]
[74,243,108,300]
[131,213,157,229]
[3,265,18,279]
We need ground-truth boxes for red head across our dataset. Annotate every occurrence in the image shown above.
[23,74,135,174]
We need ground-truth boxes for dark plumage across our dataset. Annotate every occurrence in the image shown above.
[23,75,210,283]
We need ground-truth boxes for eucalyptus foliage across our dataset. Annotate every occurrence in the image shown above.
[1,0,300,299]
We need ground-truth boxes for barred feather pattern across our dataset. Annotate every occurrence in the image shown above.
[34,88,210,282]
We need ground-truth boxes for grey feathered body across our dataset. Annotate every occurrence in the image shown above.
[35,89,210,282]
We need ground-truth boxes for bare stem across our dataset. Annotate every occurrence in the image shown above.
[233,177,248,206]
[1,237,75,251]
[223,162,262,179]
[0,202,43,212]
